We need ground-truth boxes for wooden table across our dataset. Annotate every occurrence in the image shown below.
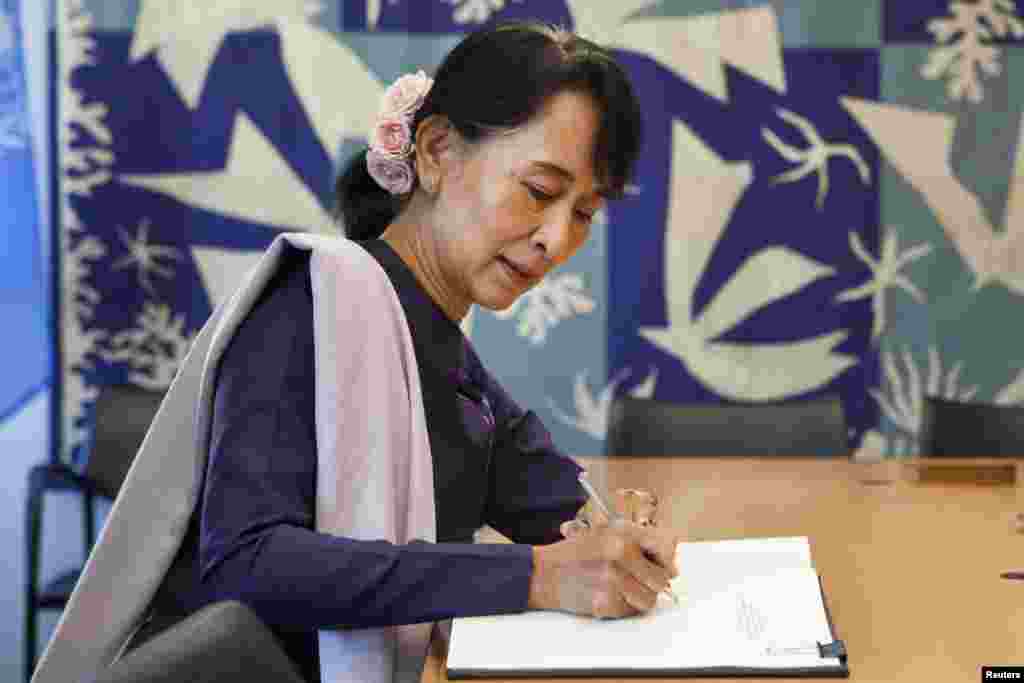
[421,457,1024,682]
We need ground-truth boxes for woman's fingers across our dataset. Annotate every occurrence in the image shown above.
[616,488,659,527]
[587,566,648,619]
[591,524,674,604]
[559,519,590,539]
[614,566,660,614]
[632,526,683,578]
[542,510,686,619]
[625,548,675,596]
[618,534,676,599]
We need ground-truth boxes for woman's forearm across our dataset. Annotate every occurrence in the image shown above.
[200,524,535,629]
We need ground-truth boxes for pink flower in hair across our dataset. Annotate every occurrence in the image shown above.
[366,69,433,194]
[379,70,434,119]
[371,116,412,158]
[366,148,414,195]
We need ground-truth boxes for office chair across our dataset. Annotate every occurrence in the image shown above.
[25,384,165,682]
[93,601,305,683]
[605,394,849,458]
[919,396,1024,457]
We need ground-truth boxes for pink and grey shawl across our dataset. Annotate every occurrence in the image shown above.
[32,233,437,683]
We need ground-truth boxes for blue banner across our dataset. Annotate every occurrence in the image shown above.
[55,1,897,463]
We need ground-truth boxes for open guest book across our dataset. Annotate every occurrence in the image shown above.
[447,536,848,678]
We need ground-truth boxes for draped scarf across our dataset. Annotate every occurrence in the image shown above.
[32,233,437,683]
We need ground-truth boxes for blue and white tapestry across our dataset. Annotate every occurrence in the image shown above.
[55,0,1023,465]
[0,0,46,424]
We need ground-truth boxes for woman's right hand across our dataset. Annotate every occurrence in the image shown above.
[527,520,681,619]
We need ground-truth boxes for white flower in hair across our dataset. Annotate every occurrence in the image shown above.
[379,70,434,119]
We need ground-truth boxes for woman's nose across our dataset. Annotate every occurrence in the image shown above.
[533,206,577,265]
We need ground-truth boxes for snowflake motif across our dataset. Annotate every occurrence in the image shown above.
[921,0,1024,103]
[871,345,978,456]
[492,272,596,345]
[761,108,871,211]
[61,2,113,197]
[60,0,118,461]
[547,368,626,440]
[62,203,107,322]
[442,0,523,25]
[834,229,933,340]
[65,362,103,466]
[547,367,658,441]
[111,219,183,294]
[62,210,110,463]
[99,303,194,390]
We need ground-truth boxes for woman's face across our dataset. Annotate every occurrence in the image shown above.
[432,90,605,312]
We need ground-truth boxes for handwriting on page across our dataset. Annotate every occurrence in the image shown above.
[447,538,842,675]
[727,572,834,660]
[736,594,767,641]
[735,591,817,656]
[737,589,815,655]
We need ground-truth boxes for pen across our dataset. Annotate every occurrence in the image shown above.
[1000,571,1024,580]
[577,471,679,605]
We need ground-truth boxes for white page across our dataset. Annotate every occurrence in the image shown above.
[674,536,813,595]
[447,536,841,674]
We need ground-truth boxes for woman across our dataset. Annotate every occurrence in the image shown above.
[40,20,683,683]
[204,20,682,681]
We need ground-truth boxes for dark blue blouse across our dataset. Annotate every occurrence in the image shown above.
[191,239,586,682]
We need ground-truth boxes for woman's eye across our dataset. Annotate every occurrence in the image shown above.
[526,184,554,202]
[576,210,595,222]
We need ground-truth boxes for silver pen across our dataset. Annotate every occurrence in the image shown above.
[577,471,679,605]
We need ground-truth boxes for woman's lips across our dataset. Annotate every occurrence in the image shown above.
[498,256,532,285]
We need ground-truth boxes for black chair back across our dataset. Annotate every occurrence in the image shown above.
[88,384,166,498]
[25,383,166,682]
[606,395,848,457]
[919,397,1024,457]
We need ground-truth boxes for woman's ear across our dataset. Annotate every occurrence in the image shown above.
[413,114,457,195]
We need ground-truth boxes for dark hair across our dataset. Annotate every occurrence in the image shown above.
[335,21,643,240]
